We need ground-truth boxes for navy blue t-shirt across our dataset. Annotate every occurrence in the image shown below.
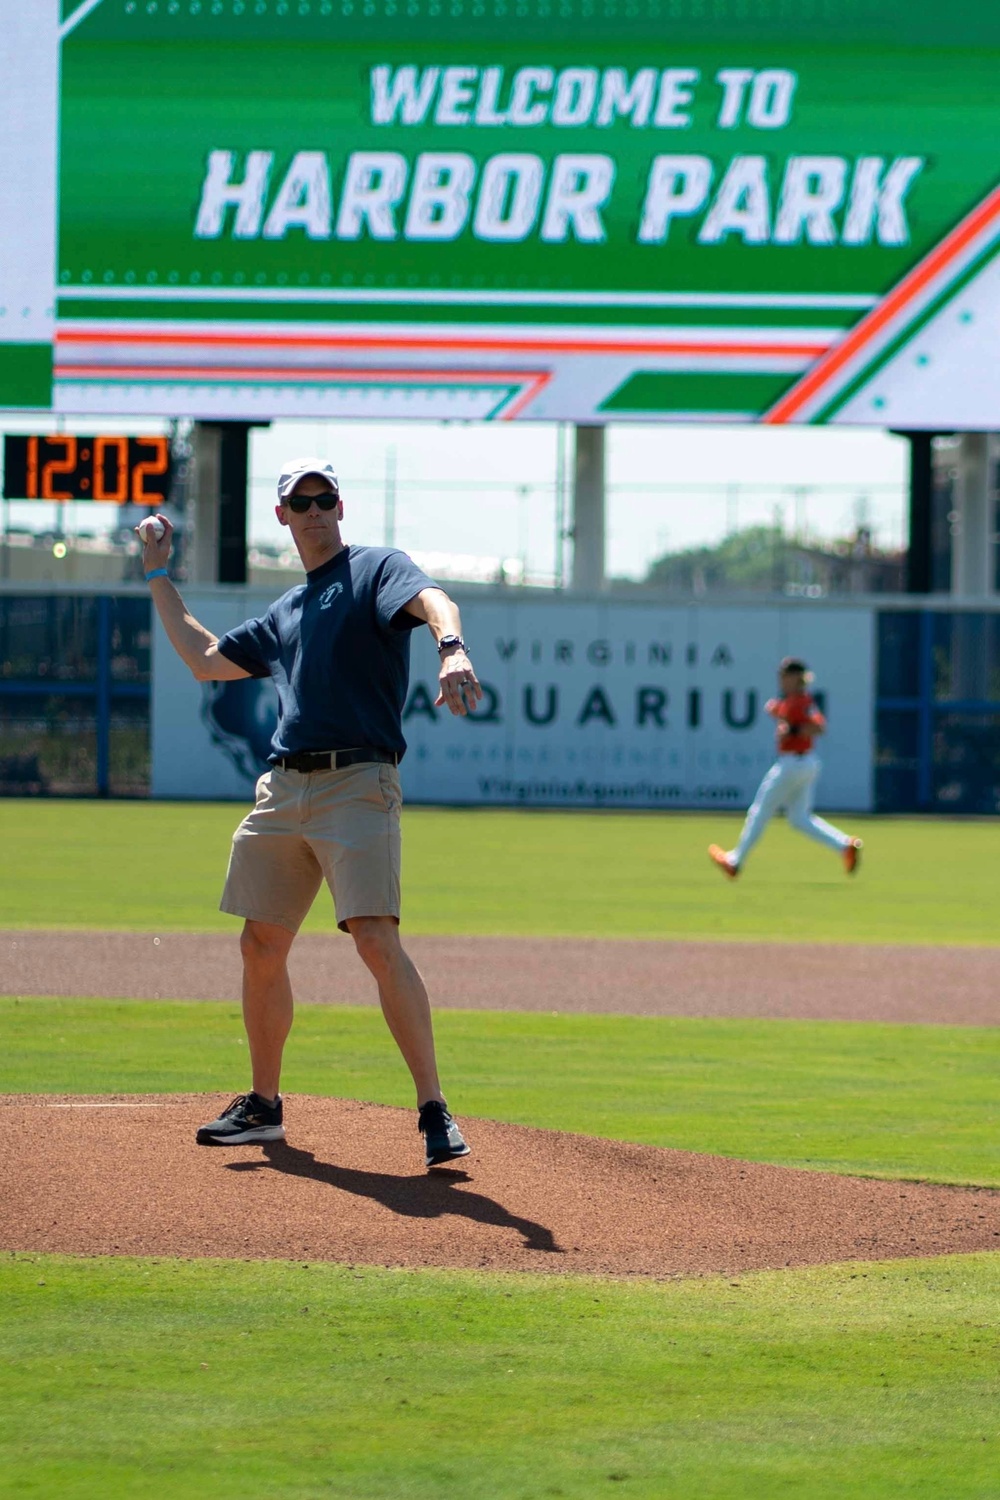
[215,544,435,761]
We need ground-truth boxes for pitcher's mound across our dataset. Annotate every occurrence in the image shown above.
[4,1094,998,1276]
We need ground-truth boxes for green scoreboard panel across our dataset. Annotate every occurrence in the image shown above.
[5,1,1000,424]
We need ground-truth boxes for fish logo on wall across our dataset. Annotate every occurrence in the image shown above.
[200,679,278,783]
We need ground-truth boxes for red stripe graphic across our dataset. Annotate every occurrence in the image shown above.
[764,182,1000,424]
[58,328,830,360]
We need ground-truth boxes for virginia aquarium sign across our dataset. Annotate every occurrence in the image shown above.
[152,593,875,812]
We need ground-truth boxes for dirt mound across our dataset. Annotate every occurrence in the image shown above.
[3,1094,998,1277]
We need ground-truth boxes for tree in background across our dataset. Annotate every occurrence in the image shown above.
[641,526,903,597]
[644,526,786,595]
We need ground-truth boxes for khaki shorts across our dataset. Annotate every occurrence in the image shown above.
[220,762,402,934]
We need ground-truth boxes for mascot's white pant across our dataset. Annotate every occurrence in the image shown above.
[730,752,851,868]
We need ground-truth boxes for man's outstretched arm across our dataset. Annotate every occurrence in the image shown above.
[138,515,250,682]
[403,586,482,716]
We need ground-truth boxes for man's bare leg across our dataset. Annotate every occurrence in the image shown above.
[240,918,296,1101]
[346,915,443,1104]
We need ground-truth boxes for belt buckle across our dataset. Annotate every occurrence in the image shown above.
[287,751,329,772]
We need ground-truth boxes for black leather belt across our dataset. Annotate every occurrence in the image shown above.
[274,747,398,772]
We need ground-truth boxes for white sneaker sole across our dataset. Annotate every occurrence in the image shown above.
[426,1142,471,1167]
[196,1124,286,1145]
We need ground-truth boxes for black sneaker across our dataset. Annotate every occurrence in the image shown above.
[418,1099,470,1167]
[195,1092,285,1146]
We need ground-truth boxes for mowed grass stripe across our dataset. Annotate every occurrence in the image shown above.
[5,999,999,1186]
[0,800,997,944]
[2,1252,998,1500]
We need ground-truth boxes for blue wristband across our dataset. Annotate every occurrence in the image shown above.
[144,568,169,582]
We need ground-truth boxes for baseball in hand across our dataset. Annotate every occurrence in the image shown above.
[138,517,166,543]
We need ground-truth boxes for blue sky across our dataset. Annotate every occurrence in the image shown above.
[251,419,908,580]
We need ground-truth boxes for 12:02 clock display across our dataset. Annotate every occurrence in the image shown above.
[2,435,172,505]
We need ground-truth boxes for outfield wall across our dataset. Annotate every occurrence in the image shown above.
[152,592,875,811]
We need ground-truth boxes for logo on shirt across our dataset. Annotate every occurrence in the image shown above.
[319,581,344,611]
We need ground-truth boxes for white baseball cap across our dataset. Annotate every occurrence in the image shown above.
[277,457,340,502]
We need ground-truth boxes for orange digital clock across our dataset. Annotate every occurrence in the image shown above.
[2,434,172,505]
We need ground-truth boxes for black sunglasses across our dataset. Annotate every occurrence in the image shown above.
[286,489,340,513]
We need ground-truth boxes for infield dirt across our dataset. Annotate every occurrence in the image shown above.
[5,929,1000,1024]
[7,929,999,1277]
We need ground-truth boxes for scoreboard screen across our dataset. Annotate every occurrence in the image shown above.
[2,435,172,505]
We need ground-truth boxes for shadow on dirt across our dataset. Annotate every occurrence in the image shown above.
[224,1141,563,1254]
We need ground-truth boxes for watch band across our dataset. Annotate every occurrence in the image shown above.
[437,634,466,654]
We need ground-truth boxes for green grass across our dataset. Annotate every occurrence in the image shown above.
[5,804,999,1499]
[1,1252,998,1499]
[0,799,997,943]
[6,998,999,1186]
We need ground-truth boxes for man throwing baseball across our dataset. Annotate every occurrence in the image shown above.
[708,656,862,880]
[138,457,481,1167]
